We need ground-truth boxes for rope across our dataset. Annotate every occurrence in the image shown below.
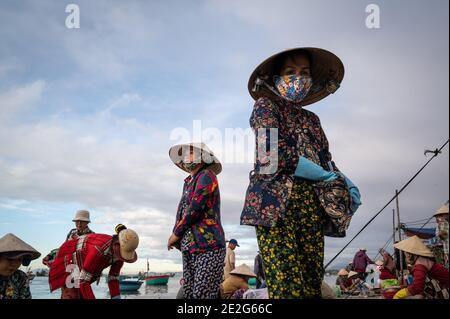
[402,217,435,224]
[324,139,449,269]
[373,234,395,260]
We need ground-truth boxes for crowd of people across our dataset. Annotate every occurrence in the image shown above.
[0,211,139,299]
[335,207,449,299]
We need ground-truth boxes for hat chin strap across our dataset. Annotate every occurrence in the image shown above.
[253,77,285,99]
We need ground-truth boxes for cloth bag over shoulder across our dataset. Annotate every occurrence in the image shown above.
[315,175,354,237]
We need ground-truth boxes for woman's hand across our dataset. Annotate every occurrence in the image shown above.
[167,233,181,251]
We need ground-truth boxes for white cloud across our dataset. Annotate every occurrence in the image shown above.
[0,80,46,121]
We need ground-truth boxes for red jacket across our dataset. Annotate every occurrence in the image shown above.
[408,262,449,296]
[49,234,124,299]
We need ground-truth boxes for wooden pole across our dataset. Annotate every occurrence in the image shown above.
[396,190,402,242]
[395,190,404,284]
[393,208,398,278]
[393,208,397,243]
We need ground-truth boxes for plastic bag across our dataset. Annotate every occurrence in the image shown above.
[243,288,269,299]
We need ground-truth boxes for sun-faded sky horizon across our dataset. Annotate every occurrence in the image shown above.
[0,0,449,274]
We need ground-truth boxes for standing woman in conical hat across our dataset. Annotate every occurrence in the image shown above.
[168,143,226,299]
[0,233,41,299]
[393,236,449,299]
[240,48,361,299]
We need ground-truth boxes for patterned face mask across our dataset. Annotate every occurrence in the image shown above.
[183,162,200,172]
[274,75,313,103]
[183,152,203,172]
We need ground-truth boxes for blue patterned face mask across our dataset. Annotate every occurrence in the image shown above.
[274,75,313,103]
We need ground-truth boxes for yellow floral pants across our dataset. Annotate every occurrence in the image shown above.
[256,179,325,299]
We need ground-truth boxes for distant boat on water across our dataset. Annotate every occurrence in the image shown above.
[119,276,144,292]
[144,274,171,286]
[143,258,172,286]
[35,269,49,277]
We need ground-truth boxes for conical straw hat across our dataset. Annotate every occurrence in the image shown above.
[230,264,257,277]
[0,233,41,266]
[375,260,384,266]
[248,47,345,106]
[117,228,139,263]
[169,142,222,175]
[434,204,449,217]
[348,271,359,278]
[337,269,349,276]
[393,235,434,258]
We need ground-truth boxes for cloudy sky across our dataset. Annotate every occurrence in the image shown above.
[0,0,448,274]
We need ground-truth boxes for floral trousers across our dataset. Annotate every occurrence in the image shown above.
[182,247,226,299]
[256,179,325,299]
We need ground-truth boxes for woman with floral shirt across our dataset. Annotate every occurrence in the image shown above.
[168,143,226,299]
[241,47,360,298]
[0,233,40,299]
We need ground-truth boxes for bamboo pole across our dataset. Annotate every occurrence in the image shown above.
[393,208,398,278]
[395,190,404,284]
[392,208,397,243]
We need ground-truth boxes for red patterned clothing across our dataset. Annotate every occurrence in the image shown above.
[173,168,225,254]
[407,258,449,296]
[49,234,123,299]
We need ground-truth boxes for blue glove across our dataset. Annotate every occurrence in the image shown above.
[342,174,361,213]
[294,156,338,182]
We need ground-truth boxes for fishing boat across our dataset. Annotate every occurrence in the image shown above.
[35,269,49,277]
[143,258,171,286]
[119,276,143,292]
[144,274,171,286]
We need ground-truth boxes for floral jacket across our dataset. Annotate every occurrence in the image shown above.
[240,96,352,237]
[173,168,226,254]
[0,270,31,299]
